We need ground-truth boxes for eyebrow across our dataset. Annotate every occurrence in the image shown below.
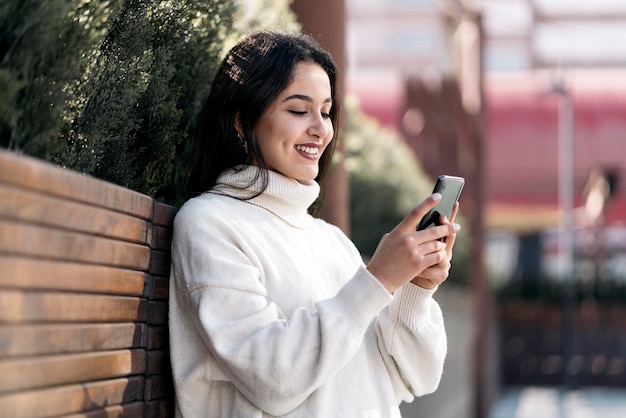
[282,94,333,104]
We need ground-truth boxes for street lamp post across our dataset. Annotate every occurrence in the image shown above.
[553,71,576,389]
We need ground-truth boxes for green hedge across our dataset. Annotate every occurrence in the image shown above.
[0,0,298,206]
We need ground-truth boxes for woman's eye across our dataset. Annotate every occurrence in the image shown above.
[288,109,331,119]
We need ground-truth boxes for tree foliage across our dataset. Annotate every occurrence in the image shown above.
[0,0,298,205]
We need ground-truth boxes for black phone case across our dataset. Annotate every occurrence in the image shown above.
[417,175,464,230]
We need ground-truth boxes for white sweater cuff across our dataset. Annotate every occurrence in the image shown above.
[323,266,393,336]
[390,283,438,331]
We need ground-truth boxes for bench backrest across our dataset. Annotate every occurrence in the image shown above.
[0,150,176,417]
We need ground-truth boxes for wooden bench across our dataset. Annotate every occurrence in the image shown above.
[0,150,177,417]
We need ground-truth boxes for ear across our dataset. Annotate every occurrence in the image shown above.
[234,112,243,136]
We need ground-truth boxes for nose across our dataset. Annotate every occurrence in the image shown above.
[308,114,331,139]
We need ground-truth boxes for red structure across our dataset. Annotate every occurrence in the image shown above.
[484,71,626,231]
[348,69,626,233]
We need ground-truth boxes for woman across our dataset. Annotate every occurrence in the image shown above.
[169,30,460,417]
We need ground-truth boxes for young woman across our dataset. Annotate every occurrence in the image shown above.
[169,30,460,417]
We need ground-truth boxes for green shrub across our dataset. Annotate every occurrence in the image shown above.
[0,0,299,206]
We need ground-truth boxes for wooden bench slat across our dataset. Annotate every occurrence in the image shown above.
[0,376,143,418]
[144,275,169,300]
[0,184,149,244]
[145,350,169,376]
[0,150,152,219]
[145,400,171,417]
[60,401,144,418]
[0,256,145,296]
[0,291,147,324]
[0,349,145,394]
[152,276,170,300]
[144,374,170,401]
[152,202,178,227]
[147,326,168,351]
[151,224,173,251]
[0,221,150,270]
[147,301,168,326]
[149,250,172,277]
[0,323,145,357]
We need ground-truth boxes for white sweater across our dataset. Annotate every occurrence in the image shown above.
[169,166,447,418]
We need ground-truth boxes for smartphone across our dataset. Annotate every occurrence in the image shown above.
[417,175,465,231]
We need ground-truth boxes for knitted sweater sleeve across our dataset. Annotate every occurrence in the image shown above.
[170,201,393,416]
[375,283,448,402]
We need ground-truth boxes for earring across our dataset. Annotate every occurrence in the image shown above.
[237,133,248,154]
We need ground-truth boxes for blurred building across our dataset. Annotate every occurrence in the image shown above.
[346,0,626,282]
[345,0,626,416]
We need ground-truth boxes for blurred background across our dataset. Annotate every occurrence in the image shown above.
[293,0,626,416]
[1,0,625,416]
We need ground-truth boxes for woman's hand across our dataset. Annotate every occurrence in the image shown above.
[410,202,460,289]
[367,194,461,293]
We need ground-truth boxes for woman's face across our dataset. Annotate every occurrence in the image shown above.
[252,62,334,182]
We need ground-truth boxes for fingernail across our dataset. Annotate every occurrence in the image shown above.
[443,216,449,223]
[453,223,461,232]
[432,193,441,201]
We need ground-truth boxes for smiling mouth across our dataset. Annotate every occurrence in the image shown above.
[294,144,319,156]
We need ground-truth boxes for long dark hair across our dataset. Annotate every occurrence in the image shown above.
[187,30,339,199]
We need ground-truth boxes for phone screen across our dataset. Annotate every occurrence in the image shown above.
[417,175,464,230]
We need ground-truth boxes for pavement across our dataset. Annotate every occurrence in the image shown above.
[488,386,626,418]
[397,286,626,418]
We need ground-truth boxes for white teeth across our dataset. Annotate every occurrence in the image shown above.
[295,145,319,155]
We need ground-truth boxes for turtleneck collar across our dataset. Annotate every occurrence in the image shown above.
[210,166,321,228]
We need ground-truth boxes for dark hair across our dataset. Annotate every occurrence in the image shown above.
[187,30,340,199]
